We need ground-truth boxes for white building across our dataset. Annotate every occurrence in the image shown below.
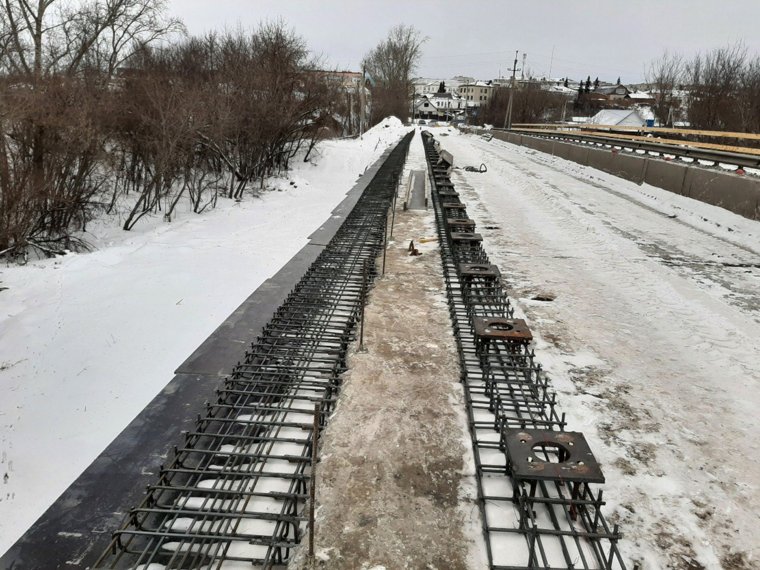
[458,81,494,106]
[413,92,466,121]
[412,77,470,96]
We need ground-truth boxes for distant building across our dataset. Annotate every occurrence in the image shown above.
[546,84,578,97]
[306,69,363,89]
[459,81,494,106]
[625,91,656,105]
[413,79,444,96]
[595,84,631,100]
[413,78,467,96]
[413,92,466,121]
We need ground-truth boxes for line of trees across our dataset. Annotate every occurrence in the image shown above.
[1,1,343,260]
[648,44,760,131]
[476,84,567,126]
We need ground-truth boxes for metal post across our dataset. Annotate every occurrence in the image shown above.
[359,261,367,349]
[390,174,398,239]
[309,403,320,559]
[381,212,389,276]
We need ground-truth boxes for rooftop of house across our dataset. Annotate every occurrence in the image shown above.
[589,108,647,126]
[596,84,630,95]
[627,91,654,100]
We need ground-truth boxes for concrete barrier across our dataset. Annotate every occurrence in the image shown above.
[532,138,555,155]
[554,142,590,165]
[585,146,615,175]
[683,167,760,220]
[507,132,522,145]
[458,127,760,220]
[643,159,689,196]
[584,147,648,184]
[610,152,648,184]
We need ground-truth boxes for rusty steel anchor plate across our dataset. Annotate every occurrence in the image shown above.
[450,232,482,243]
[459,263,500,279]
[473,317,532,342]
[503,429,605,484]
[446,218,476,230]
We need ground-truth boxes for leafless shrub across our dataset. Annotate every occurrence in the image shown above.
[0,0,181,257]
[1,9,339,258]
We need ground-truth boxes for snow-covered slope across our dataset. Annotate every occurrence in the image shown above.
[0,117,409,554]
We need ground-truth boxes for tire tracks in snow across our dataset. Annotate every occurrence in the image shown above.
[440,131,760,569]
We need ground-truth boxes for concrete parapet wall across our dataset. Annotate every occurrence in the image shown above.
[469,128,760,220]
[609,152,648,184]
[683,167,760,219]
[555,142,590,165]
[642,158,689,196]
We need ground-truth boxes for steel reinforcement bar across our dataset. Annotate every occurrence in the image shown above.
[421,130,626,570]
[92,131,414,570]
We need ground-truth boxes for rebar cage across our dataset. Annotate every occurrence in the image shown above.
[421,130,626,570]
[92,132,414,570]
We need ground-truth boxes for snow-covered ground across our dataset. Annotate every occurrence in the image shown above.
[436,128,760,570]
[4,122,759,568]
[0,118,409,555]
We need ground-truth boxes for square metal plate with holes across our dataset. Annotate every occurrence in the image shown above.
[459,263,501,279]
[503,429,605,484]
[473,317,532,342]
[446,218,476,230]
[450,232,482,242]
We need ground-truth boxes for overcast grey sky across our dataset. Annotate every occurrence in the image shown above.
[166,1,760,83]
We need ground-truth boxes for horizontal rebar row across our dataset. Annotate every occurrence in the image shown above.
[421,130,626,570]
[93,132,414,570]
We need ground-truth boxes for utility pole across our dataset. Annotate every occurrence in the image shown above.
[503,50,520,130]
[548,45,555,78]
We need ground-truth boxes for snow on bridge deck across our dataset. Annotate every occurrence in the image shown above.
[2,122,759,569]
[435,127,760,569]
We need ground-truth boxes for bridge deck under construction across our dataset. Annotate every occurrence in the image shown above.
[1,130,634,570]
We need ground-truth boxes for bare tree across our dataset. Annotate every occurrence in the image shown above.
[647,51,684,127]
[686,43,747,130]
[0,0,182,78]
[1,10,344,257]
[362,24,425,124]
[0,0,181,256]
[479,84,566,126]
[738,55,760,133]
